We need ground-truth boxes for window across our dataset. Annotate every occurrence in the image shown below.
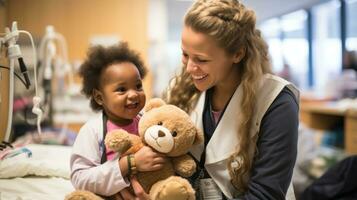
[346,0,357,51]
[260,18,284,73]
[311,0,342,91]
[280,10,309,89]
[260,10,309,89]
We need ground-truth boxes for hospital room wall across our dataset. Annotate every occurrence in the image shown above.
[0,5,5,29]
[5,0,152,97]
[0,5,9,142]
[0,0,152,140]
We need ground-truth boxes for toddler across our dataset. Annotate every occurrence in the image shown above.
[70,42,165,198]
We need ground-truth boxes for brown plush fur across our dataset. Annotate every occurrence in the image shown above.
[65,190,104,200]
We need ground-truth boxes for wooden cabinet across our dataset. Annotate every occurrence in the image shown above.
[345,110,357,154]
[300,102,357,155]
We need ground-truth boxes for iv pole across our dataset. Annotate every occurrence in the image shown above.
[1,21,42,142]
[3,22,21,142]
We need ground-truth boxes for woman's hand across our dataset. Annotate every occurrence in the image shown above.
[134,146,166,172]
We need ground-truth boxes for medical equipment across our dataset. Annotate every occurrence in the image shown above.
[0,21,42,142]
[38,25,74,94]
[37,25,74,134]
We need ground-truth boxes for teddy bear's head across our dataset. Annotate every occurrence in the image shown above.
[138,98,203,157]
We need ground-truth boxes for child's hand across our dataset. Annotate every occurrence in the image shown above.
[131,176,151,200]
[134,146,166,172]
[119,177,151,200]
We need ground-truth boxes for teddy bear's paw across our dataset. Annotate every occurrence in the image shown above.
[105,130,132,153]
[150,177,195,200]
[65,190,104,200]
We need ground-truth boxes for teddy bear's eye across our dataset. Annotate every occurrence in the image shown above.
[172,131,178,137]
[158,122,163,125]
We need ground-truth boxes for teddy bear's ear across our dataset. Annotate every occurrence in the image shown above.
[193,127,204,145]
[144,98,166,112]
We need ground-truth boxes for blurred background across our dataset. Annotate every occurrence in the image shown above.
[1,0,357,199]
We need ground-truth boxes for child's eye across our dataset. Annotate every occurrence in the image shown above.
[116,87,126,92]
[136,83,143,90]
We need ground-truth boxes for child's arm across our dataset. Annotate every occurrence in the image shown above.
[70,122,130,196]
[118,155,129,176]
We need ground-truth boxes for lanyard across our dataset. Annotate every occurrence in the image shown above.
[101,112,108,164]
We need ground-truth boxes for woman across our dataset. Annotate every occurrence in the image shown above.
[163,0,299,199]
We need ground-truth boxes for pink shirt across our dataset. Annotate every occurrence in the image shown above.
[212,110,222,125]
[105,116,140,160]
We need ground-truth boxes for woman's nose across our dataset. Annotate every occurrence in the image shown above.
[186,59,197,73]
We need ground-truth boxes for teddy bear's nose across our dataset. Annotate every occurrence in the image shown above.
[158,130,166,137]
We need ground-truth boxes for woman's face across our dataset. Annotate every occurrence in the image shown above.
[181,25,241,91]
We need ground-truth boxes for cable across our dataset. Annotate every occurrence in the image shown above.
[18,30,42,136]
[18,30,38,96]
[0,65,28,87]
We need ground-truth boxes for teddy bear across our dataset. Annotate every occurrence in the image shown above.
[66,98,203,200]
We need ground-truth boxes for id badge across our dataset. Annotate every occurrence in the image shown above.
[200,178,223,200]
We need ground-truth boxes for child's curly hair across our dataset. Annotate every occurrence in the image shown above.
[79,42,147,111]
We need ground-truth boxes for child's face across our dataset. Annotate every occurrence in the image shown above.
[95,62,146,125]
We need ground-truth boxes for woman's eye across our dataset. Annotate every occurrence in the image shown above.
[196,58,207,63]
[182,53,188,63]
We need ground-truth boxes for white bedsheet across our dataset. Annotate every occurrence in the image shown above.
[0,144,71,178]
[0,176,74,200]
[0,144,75,199]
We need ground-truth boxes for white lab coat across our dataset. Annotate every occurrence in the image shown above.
[189,74,298,199]
[70,113,130,196]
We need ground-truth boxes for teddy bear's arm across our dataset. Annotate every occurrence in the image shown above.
[104,130,133,154]
[172,154,197,177]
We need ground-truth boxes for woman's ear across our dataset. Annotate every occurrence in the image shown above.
[93,89,103,105]
[233,47,246,64]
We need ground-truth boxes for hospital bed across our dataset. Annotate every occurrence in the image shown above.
[0,143,74,200]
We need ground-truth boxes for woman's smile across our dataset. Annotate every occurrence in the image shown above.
[192,74,208,80]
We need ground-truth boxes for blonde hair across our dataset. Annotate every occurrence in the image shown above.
[164,0,272,193]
